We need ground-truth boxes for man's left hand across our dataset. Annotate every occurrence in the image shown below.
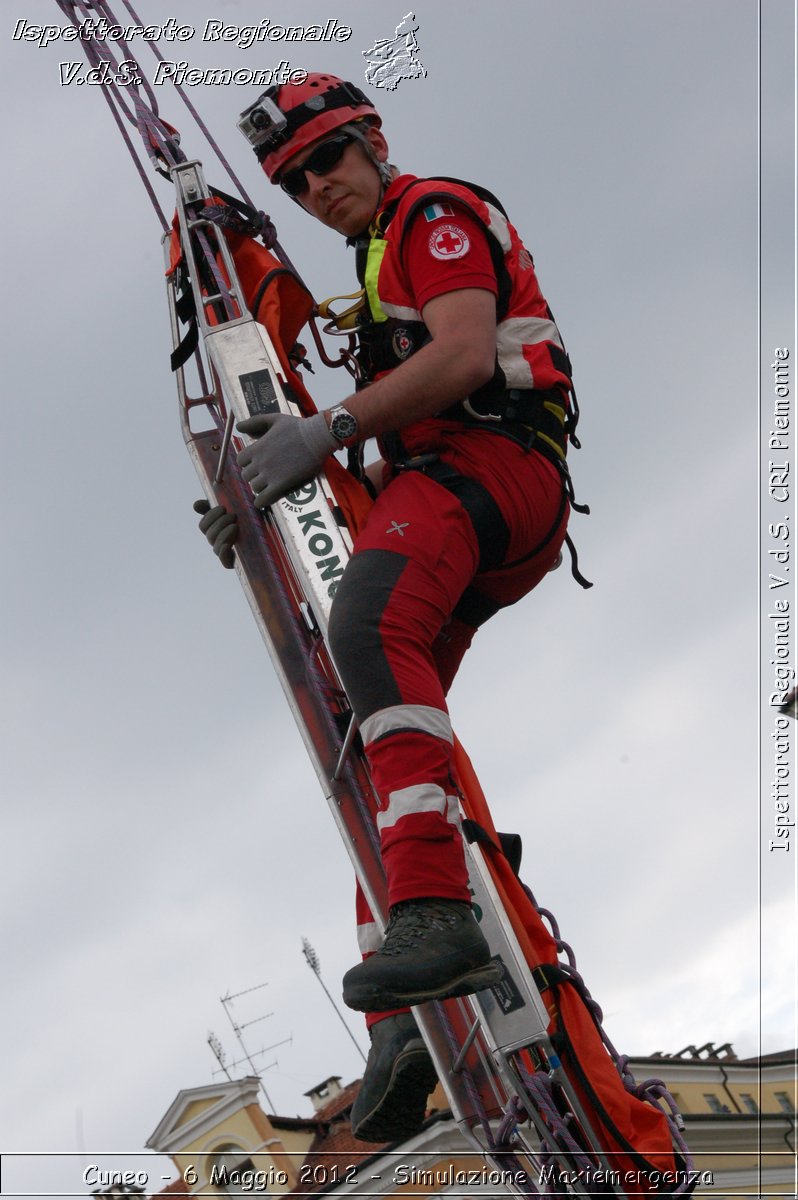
[236,411,338,509]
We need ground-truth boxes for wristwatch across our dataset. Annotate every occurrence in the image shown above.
[328,405,359,447]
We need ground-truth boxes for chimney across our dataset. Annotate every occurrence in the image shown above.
[304,1076,344,1113]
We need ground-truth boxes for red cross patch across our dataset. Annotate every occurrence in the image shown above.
[428,223,470,261]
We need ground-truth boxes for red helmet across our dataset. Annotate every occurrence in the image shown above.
[238,74,380,182]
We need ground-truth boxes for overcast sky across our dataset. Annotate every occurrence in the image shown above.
[2,1,796,1196]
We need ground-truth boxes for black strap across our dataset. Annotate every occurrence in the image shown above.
[564,533,592,590]
[429,176,509,218]
[532,961,570,994]
[461,820,524,878]
[254,82,371,162]
[249,266,312,324]
[498,831,523,877]
[398,457,510,572]
[462,818,500,853]
[170,320,198,372]
[443,387,570,461]
[170,271,199,372]
[452,586,501,629]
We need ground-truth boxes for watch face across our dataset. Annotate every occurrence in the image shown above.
[331,408,358,442]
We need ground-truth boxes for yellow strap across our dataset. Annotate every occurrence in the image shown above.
[535,430,567,461]
[543,399,567,425]
[316,289,366,331]
[363,238,389,324]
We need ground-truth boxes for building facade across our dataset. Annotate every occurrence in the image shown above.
[97,1042,795,1199]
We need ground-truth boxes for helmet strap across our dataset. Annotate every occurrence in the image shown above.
[343,123,394,199]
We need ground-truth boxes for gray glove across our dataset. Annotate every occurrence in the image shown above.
[236,411,337,509]
[193,499,238,569]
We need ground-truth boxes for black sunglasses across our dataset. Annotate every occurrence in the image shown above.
[279,133,356,198]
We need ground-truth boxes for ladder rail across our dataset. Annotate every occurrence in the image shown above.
[164,237,389,932]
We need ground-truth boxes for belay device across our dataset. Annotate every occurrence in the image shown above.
[56,2,695,1194]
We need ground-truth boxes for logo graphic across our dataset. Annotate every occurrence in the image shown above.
[282,480,345,597]
[363,12,426,91]
[518,246,534,271]
[386,520,410,536]
[283,481,318,511]
[392,328,414,360]
[429,224,470,261]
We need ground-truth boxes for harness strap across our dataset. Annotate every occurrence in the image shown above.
[452,586,501,630]
[396,448,593,590]
[420,450,568,572]
[445,386,569,461]
[564,533,593,590]
[461,819,524,879]
[170,270,199,371]
[201,188,278,246]
[396,457,510,572]
[532,961,572,994]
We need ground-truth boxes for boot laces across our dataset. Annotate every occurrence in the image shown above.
[379,901,462,958]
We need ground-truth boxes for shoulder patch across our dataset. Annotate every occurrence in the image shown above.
[428,223,471,261]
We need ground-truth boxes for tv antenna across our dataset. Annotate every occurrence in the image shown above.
[206,980,292,1111]
[207,1030,232,1081]
[302,938,367,1062]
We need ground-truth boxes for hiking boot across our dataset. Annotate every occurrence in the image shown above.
[342,898,501,1012]
[351,1013,438,1142]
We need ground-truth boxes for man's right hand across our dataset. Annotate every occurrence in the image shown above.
[193,499,238,569]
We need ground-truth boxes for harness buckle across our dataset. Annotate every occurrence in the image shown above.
[394,452,441,473]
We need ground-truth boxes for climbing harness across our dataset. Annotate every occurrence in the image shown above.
[55,4,692,1193]
[349,173,593,587]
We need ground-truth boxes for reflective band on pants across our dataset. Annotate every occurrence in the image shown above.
[330,432,569,994]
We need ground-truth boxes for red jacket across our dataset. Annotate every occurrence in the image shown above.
[354,173,573,460]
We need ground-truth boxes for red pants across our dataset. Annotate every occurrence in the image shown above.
[326,431,568,988]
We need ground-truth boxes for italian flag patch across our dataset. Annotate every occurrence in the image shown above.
[423,202,455,221]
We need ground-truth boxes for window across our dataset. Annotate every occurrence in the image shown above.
[739,1092,758,1113]
[703,1093,729,1113]
[208,1145,259,1197]
[775,1091,795,1114]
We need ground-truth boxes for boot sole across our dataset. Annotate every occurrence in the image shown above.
[352,1045,438,1143]
[344,962,503,1013]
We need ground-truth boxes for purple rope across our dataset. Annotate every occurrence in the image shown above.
[55,0,295,316]
[112,0,309,278]
[55,0,311,293]
[495,1093,526,1147]
[54,0,178,228]
[192,226,240,323]
[497,1071,595,1178]
[117,0,257,207]
[130,97,181,167]
[56,0,164,127]
[91,72,170,230]
[520,882,695,1188]
[202,205,278,250]
[615,1057,695,1191]
[521,1069,596,1173]
[115,0,302,278]
[496,1091,562,1189]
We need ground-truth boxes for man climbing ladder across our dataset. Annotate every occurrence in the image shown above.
[198,73,587,1143]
